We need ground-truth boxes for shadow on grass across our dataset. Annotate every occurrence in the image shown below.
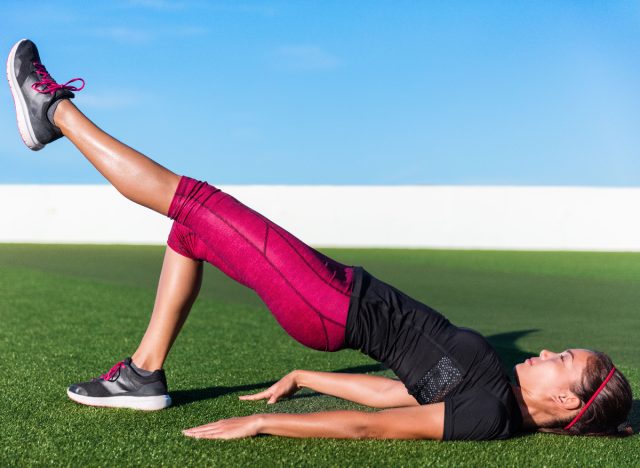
[630,400,640,433]
[485,329,539,372]
[170,363,386,408]
[172,330,539,408]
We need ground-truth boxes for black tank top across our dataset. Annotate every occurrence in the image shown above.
[345,267,523,440]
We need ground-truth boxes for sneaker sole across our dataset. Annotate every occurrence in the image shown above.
[6,39,44,151]
[67,389,172,411]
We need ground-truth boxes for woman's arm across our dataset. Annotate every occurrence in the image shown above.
[239,370,419,409]
[183,403,445,440]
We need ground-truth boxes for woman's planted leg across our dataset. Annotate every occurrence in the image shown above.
[67,226,204,410]
[131,246,203,371]
[54,99,180,216]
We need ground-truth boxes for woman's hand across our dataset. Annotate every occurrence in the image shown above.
[239,370,300,404]
[182,415,263,440]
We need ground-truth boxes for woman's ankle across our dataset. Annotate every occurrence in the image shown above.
[51,98,73,128]
[131,353,164,372]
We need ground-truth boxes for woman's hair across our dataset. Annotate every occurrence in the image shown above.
[541,351,634,437]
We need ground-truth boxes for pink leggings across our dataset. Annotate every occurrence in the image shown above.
[167,176,355,351]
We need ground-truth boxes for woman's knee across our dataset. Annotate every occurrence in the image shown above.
[167,221,202,261]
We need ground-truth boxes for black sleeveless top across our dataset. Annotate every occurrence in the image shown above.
[345,267,523,440]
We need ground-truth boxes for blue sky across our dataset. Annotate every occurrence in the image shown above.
[1,1,639,185]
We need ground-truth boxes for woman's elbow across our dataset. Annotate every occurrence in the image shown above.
[350,416,382,439]
[356,418,396,440]
[359,416,433,440]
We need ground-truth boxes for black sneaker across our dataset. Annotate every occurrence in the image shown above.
[6,38,84,151]
[67,358,172,411]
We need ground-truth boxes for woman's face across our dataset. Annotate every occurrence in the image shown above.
[514,348,593,400]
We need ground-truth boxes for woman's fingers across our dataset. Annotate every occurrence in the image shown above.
[183,416,260,440]
[183,421,225,438]
[239,389,273,401]
[183,422,216,434]
[239,374,298,403]
[240,386,284,403]
[239,391,266,400]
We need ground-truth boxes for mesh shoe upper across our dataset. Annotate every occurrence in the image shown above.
[68,358,169,398]
[9,39,79,147]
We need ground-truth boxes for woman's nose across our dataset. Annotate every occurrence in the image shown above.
[539,349,554,359]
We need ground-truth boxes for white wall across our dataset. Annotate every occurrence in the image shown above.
[1,185,639,251]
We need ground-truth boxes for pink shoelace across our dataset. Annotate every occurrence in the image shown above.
[100,361,126,381]
[31,61,85,95]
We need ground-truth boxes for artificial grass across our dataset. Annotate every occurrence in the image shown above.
[0,244,638,466]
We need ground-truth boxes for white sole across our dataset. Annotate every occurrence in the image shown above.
[6,39,44,151]
[67,388,172,411]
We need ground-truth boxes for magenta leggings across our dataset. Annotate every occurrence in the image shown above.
[167,176,355,351]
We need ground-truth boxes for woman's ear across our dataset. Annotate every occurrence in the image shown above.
[553,392,581,411]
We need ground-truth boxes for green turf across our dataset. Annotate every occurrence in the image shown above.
[0,244,638,466]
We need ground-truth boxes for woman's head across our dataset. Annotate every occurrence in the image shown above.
[514,349,633,436]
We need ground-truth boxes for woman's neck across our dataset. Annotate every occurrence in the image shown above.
[511,385,557,430]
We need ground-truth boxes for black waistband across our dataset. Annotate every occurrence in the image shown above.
[344,266,365,350]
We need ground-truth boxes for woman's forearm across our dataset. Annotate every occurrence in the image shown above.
[294,370,417,408]
[258,411,374,439]
[257,406,443,440]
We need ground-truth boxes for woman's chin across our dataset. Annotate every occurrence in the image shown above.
[512,364,522,386]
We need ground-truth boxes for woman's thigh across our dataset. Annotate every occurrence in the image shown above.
[167,177,355,351]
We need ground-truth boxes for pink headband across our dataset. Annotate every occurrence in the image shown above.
[564,367,616,430]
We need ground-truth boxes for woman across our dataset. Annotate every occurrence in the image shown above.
[7,39,632,441]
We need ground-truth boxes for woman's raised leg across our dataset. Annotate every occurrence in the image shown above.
[8,39,179,215]
[54,99,180,216]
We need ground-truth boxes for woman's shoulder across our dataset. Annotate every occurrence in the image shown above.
[443,387,522,440]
